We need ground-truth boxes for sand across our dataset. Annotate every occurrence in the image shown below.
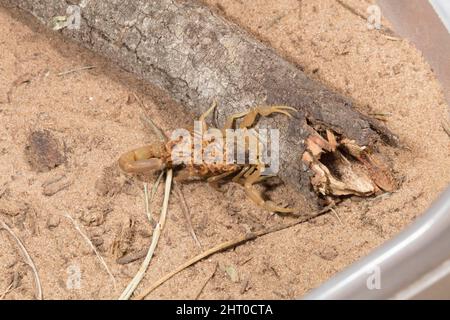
[0,0,449,299]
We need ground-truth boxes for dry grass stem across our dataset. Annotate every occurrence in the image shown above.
[57,65,95,76]
[0,220,43,300]
[64,214,116,288]
[174,182,202,249]
[119,169,173,300]
[136,208,330,300]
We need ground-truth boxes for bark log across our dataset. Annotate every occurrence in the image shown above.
[2,0,398,208]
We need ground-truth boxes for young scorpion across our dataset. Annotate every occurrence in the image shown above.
[118,104,297,213]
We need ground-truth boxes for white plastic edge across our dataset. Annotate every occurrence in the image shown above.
[429,0,450,33]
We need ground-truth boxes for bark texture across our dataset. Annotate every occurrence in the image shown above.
[2,0,398,207]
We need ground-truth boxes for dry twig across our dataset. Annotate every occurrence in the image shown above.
[135,207,331,300]
[119,169,173,300]
[57,66,96,76]
[144,171,165,223]
[0,283,14,300]
[173,182,202,249]
[133,93,168,142]
[442,121,450,138]
[330,207,343,225]
[0,220,42,300]
[335,0,368,21]
[195,263,218,300]
[64,214,116,287]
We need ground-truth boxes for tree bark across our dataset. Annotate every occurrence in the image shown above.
[2,0,398,208]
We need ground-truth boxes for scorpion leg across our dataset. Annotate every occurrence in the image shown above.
[235,165,274,184]
[239,105,296,129]
[207,170,236,191]
[193,101,218,144]
[198,100,218,132]
[243,165,295,213]
[223,111,251,131]
[223,106,296,130]
[232,165,252,183]
[173,168,194,182]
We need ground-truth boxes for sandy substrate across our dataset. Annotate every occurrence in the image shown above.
[0,1,449,299]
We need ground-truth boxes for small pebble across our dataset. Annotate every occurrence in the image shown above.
[46,215,61,229]
[90,236,104,247]
[42,176,72,196]
[316,246,339,261]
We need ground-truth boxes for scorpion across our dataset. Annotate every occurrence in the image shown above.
[119,104,397,213]
[118,104,297,213]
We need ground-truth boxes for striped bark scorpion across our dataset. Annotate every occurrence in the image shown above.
[118,104,297,213]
